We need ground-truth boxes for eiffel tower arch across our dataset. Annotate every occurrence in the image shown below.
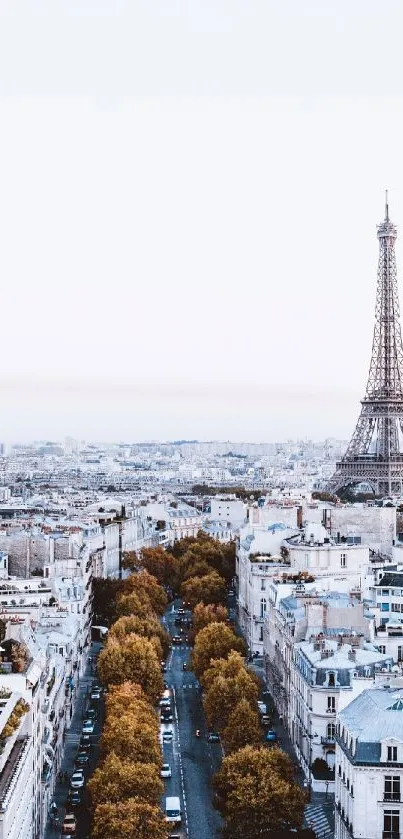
[327,195,403,497]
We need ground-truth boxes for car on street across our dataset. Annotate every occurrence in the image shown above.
[257,701,266,714]
[62,813,77,835]
[161,709,173,722]
[177,608,185,615]
[85,708,97,721]
[70,770,85,789]
[79,735,91,751]
[90,688,102,701]
[161,762,172,778]
[82,720,95,734]
[67,790,82,807]
[172,636,182,645]
[75,751,89,767]
[182,662,187,671]
[207,732,220,743]
[161,725,174,743]
[266,729,278,742]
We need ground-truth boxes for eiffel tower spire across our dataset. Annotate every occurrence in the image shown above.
[327,195,403,496]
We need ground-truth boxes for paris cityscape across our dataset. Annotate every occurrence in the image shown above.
[3,3,403,839]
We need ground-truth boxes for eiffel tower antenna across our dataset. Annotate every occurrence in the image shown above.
[327,194,403,497]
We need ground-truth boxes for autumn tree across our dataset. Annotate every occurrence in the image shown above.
[181,570,227,610]
[116,591,154,620]
[101,714,160,765]
[97,634,163,702]
[105,682,156,723]
[192,622,245,680]
[131,546,180,588]
[201,650,248,691]
[222,699,262,754]
[109,614,170,658]
[193,603,228,634]
[91,799,166,839]
[122,570,168,616]
[214,745,307,839]
[204,664,259,731]
[88,753,163,807]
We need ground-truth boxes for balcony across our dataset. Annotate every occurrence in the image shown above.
[384,794,401,802]
[321,736,335,746]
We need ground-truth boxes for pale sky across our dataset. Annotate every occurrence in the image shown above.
[1,0,403,443]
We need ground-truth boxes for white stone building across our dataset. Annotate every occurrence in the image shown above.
[335,686,403,839]
[0,691,33,839]
[209,498,246,526]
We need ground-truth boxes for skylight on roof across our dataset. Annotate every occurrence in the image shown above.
[388,697,403,711]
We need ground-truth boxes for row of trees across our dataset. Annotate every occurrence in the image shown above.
[90,570,170,839]
[173,536,307,838]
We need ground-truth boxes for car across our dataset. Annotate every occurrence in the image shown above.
[85,708,97,721]
[207,732,220,743]
[75,751,89,767]
[161,662,167,673]
[70,770,85,789]
[82,720,95,734]
[90,688,102,701]
[161,725,174,743]
[172,636,182,645]
[79,735,91,751]
[67,790,82,807]
[261,715,271,727]
[182,662,187,671]
[174,617,183,626]
[160,762,172,778]
[257,701,267,714]
[266,729,278,742]
[161,710,173,723]
[62,813,77,835]
[177,608,185,615]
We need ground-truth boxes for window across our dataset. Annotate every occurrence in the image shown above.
[327,723,336,739]
[382,589,390,596]
[327,696,336,713]
[328,672,336,688]
[340,553,346,567]
[383,810,400,838]
[378,645,387,654]
[261,578,266,591]
[398,647,403,663]
[259,627,263,642]
[260,598,267,619]
[385,776,401,802]
[382,603,390,611]
[388,746,398,763]
[392,603,401,612]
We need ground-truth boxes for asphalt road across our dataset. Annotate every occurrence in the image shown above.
[162,602,222,839]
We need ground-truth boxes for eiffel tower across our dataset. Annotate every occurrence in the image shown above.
[327,194,403,497]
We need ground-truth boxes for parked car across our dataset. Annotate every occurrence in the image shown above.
[207,732,220,743]
[85,708,97,721]
[79,735,91,751]
[260,715,271,727]
[75,751,89,767]
[161,709,173,722]
[70,770,85,789]
[62,813,77,835]
[82,720,95,735]
[90,688,102,701]
[161,762,172,778]
[257,701,267,715]
[67,790,82,807]
[266,729,278,742]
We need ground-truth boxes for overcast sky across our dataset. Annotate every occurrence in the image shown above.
[1,1,403,443]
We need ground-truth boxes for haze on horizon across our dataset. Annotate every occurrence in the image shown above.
[1,1,403,444]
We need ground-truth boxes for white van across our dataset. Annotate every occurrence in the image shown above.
[165,796,181,824]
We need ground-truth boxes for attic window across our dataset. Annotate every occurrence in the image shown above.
[388,698,403,711]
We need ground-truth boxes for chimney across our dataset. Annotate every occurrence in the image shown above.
[297,506,303,529]
[348,649,357,662]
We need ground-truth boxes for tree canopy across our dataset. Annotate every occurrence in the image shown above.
[214,745,306,839]
[97,634,163,702]
[181,570,227,610]
[88,753,163,807]
[109,614,170,658]
[121,569,168,616]
[101,714,160,765]
[192,622,245,680]
[91,800,167,839]
[222,699,262,754]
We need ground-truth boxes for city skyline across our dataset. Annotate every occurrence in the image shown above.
[2,2,403,441]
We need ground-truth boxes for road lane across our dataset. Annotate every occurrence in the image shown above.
[164,603,222,839]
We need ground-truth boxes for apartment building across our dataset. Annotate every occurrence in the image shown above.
[0,691,33,839]
[336,686,403,839]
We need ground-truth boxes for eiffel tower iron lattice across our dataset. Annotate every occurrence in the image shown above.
[327,194,403,497]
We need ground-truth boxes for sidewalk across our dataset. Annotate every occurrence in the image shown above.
[44,642,103,839]
[248,662,334,839]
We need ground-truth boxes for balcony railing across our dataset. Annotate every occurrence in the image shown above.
[384,793,401,802]
[321,736,335,746]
